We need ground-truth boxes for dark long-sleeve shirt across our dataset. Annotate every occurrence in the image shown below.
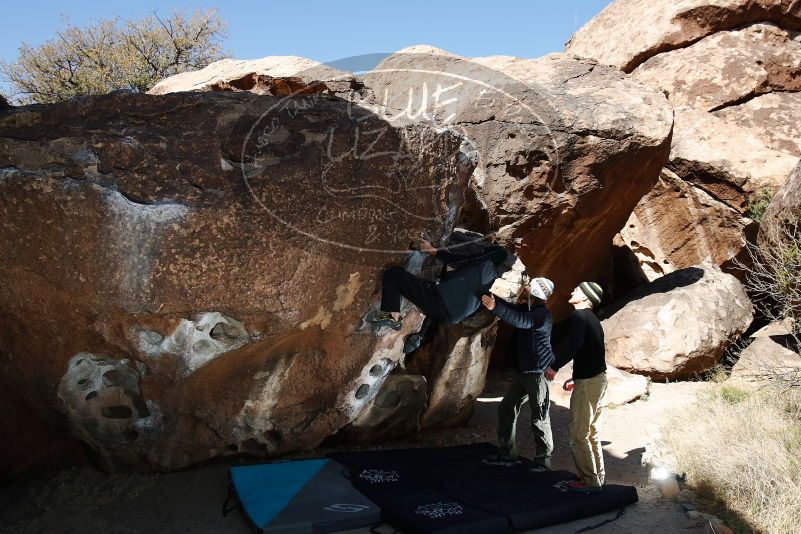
[436,261,497,323]
[432,244,507,324]
[491,297,556,373]
[551,309,607,380]
[434,245,507,273]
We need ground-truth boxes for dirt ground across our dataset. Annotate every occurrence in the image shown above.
[0,370,711,534]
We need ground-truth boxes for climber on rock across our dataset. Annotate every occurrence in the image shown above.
[480,276,556,471]
[370,237,508,352]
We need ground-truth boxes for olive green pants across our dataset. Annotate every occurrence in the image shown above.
[497,371,552,468]
[569,371,608,487]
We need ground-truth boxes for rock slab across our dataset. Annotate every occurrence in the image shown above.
[601,266,754,379]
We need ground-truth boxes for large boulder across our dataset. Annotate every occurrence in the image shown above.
[360,47,673,317]
[566,0,801,73]
[148,49,674,317]
[630,23,801,112]
[713,92,801,157]
[601,266,754,379]
[0,91,474,477]
[617,107,797,281]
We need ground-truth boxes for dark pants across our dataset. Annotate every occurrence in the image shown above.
[380,267,450,322]
[497,371,553,468]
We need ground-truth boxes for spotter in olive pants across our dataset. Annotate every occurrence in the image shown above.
[497,371,552,468]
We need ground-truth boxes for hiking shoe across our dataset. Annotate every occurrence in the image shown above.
[371,312,402,331]
[402,332,424,353]
[567,481,603,494]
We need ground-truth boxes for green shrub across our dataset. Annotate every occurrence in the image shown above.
[719,385,747,404]
[748,188,773,224]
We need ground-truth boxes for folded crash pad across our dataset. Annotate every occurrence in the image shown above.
[229,458,380,533]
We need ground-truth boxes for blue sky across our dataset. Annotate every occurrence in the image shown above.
[1,0,612,96]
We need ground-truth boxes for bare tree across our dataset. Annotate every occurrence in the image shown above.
[1,9,228,104]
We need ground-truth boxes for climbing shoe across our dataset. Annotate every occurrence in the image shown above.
[402,332,424,353]
[371,311,402,331]
[566,481,603,493]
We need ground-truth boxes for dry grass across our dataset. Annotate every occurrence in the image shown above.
[662,382,801,534]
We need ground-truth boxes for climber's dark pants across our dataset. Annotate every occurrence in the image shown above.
[380,267,450,322]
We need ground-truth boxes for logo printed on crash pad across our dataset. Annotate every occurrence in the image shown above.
[415,502,464,519]
[553,480,573,493]
[324,504,371,513]
[481,457,521,467]
[359,468,400,484]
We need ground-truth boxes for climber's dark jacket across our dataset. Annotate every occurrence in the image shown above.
[491,297,556,373]
[434,245,507,323]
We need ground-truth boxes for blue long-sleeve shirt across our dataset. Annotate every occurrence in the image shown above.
[491,297,556,373]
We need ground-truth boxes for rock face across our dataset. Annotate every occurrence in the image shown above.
[619,169,747,281]
[667,108,796,209]
[631,23,801,112]
[713,92,801,157]
[0,91,474,477]
[568,1,801,287]
[566,0,801,73]
[360,47,673,316]
[758,160,801,286]
[330,374,428,443]
[148,56,361,98]
[730,334,800,382]
[601,267,754,379]
[156,49,673,317]
[550,363,648,408]
[410,310,498,429]
[761,160,801,236]
[618,108,797,279]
